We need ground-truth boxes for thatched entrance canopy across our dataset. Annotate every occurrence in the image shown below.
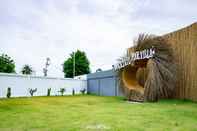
[115,22,197,102]
[116,34,176,102]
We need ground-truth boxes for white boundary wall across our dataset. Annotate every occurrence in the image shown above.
[0,73,87,98]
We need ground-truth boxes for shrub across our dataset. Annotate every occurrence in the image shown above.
[21,65,33,75]
[59,88,66,96]
[72,88,75,96]
[80,88,86,95]
[7,87,11,98]
[29,88,37,96]
[47,88,51,96]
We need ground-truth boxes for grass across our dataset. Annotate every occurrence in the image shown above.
[0,95,197,131]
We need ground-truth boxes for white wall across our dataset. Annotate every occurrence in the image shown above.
[0,73,87,98]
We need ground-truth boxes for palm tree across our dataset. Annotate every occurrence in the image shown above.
[21,65,33,75]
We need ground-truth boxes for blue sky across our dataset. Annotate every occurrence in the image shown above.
[0,0,196,77]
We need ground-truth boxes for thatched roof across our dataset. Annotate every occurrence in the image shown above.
[118,34,177,102]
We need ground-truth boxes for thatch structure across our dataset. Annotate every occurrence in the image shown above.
[117,22,197,102]
[118,34,176,102]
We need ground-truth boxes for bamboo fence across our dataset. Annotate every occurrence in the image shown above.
[163,22,197,101]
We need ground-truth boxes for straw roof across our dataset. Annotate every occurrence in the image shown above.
[118,34,177,102]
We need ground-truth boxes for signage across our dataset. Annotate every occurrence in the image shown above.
[113,48,155,70]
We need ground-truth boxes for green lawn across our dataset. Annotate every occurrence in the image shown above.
[0,95,197,131]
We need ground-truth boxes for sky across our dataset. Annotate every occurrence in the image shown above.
[0,0,196,77]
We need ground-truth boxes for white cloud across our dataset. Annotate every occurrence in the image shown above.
[0,0,196,77]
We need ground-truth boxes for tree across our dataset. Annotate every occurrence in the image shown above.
[63,50,90,78]
[43,57,50,76]
[21,65,33,75]
[0,54,15,73]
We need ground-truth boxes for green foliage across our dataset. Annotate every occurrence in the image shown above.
[29,88,37,96]
[6,87,11,98]
[0,54,15,73]
[21,65,33,75]
[47,88,51,96]
[59,88,65,96]
[63,50,90,78]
